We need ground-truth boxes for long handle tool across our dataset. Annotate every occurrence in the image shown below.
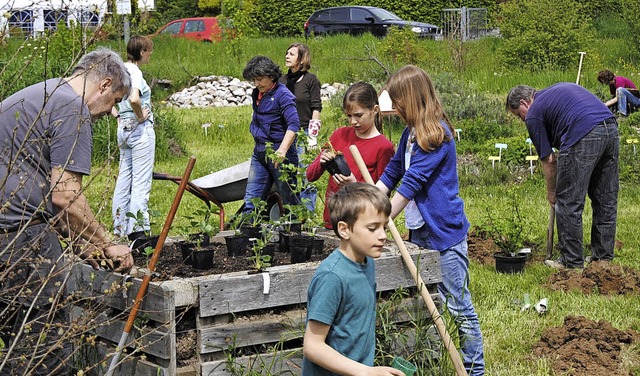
[106,156,196,376]
[546,204,555,260]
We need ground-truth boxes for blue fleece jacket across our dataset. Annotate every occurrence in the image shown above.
[250,82,300,152]
[379,122,469,250]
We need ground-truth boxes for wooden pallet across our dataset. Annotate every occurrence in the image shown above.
[67,235,442,375]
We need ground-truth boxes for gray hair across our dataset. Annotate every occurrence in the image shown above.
[242,55,282,82]
[506,85,536,110]
[72,47,131,95]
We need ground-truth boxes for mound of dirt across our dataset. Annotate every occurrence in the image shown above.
[545,261,640,295]
[533,315,640,376]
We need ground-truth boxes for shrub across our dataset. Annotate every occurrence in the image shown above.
[497,0,595,70]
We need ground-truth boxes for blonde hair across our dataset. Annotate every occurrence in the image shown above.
[386,65,453,151]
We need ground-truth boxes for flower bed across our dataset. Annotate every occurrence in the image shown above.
[67,234,442,375]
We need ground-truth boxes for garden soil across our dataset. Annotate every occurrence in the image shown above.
[533,315,640,376]
[132,239,336,280]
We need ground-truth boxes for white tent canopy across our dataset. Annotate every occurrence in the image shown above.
[0,0,155,37]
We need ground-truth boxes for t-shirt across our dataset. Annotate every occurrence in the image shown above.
[118,62,153,123]
[0,78,93,229]
[306,127,394,228]
[525,82,614,159]
[302,249,377,375]
[610,76,636,96]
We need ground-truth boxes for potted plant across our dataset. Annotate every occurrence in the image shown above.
[225,213,249,257]
[126,209,161,252]
[320,140,351,176]
[247,225,275,272]
[241,197,267,240]
[485,195,529,274]
[179,207,217,264]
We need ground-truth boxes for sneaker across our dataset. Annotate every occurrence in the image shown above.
[584,256,592,264]
[544,259,565,269]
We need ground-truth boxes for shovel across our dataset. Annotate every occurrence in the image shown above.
[546,205,555,260]
[106,157,196,376]
[349,145,468,376]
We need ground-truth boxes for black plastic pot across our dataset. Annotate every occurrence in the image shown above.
[290,234,314,263]
[312,237,325,255]
[187,232,211,247]
[225,234,249,257]
[179,241,195,264]
[494,252,527,274]
[192,248,214,270]
[131,235,160,252]
[241,225,262,240]
[324,154,351,176]
[261,243,277,258]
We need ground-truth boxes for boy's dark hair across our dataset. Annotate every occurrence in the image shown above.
[243,55,282,82]
[127,35,153,62]
[328,182,391,238]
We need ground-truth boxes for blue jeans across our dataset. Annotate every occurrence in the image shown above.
[243,146,300,215]
[112,120,156,237]
[409,232,485,375]
[297,132,318,212]
[616,88,640,116]
[556,119,619,267]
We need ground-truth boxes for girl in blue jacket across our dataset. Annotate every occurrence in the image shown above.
[375,65,485,376]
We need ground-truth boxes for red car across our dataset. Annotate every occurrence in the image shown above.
[152,17,222,42]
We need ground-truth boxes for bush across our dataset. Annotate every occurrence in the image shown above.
[497,0,595,70]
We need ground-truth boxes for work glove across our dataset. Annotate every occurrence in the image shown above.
[308,119,321,147]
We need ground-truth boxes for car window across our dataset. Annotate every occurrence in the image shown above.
[313,10,331,21]
[368,8,402,21]
[330,8,349,22]
[350,9,373,22]
[185,20,205,33]
[161,21,182,35]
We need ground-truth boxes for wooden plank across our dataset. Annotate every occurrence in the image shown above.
[201,348,304,376]
[68,264,177,322]
[199,308,306,354]
[83,340,171,376]
[70,306,174,360]
[198,248,440,317]
[198,294,440,355]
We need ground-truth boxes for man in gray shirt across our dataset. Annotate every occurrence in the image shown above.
[0,47,134,375]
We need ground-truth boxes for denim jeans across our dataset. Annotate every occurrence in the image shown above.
[297,132,318,212]
[0,224,71,375]
[556,119,619,267]
[616,88,640,116]
[243,146,300,215]
[112,120,156,237]
[409,232,485,375]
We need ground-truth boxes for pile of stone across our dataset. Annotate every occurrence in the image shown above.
[166,75,346,109]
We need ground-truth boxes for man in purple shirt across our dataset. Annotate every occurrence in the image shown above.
[597,69,639,116]
[506,83,619,269]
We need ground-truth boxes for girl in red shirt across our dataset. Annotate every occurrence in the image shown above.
[306,82,394,228]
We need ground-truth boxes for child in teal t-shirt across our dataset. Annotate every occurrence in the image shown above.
[302,183,405,376]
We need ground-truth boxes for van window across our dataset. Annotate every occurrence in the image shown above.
[330,8,349,22]
[351,9,372,22]
[161,21,182,35]
[185,20,205,33]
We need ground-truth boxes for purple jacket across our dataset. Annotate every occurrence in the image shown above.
[250,82,300,151]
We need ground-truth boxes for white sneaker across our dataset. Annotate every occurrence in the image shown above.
[544,259,565,269]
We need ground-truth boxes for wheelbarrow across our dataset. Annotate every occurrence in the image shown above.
[153,160,282,231]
